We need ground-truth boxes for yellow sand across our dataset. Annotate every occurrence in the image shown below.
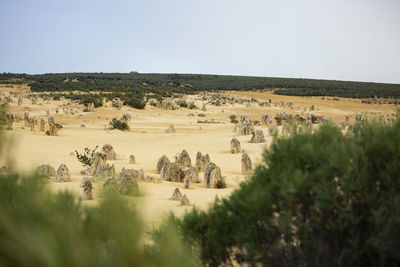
[1,84,397,225]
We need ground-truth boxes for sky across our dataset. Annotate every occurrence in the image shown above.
[0,0,399,83]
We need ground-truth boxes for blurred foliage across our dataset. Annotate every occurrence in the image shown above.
[0,174,196,267]
[180,119,400,266]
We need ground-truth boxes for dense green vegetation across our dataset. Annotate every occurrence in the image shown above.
[1,72,400,101]
[0,174,195,266]
[180,119,400,266]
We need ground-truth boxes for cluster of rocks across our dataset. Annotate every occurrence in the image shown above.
[361,97,400,105]
[36,163,70,182]
[156,99,176,110]
[157,150,225,189]
[169,188,190,206]
[238,115,254,135]
[84,103,95,112]
[196,152,210,172]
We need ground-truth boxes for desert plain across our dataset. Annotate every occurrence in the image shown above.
[0,83,397,226]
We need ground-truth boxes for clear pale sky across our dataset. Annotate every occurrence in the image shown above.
[0,0,399,83]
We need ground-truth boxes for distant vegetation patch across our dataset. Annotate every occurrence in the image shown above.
[1,72,400,101]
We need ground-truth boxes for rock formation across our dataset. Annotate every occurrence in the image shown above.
[274,112,291,126]
[145,175,162,184]
[112,98,123,109]
[183,175,190,189]
[88,151,115,180]
[29,118,35,131]
[230,138,241,154]
[165,124,176,133]
[345,114,350,125]
[204,162,225,188]
[54,164,71,182]
[185,167,200,183]
[81,178,94,200]
[129,155,136,164]
[241,152,252,174]
[250,129,266,143]
[196,152,210,172]
[282,123,290,137]
[176,149,191,168]
[37,164,56,178]
[102,144,117,160]
[239,115,254,135]
[180,194,190,206]
[5,112,13,130]
[103,177,118,192]
[268,125,277,136]
[169,188,182,201]
[306,120,313,133]
[48,115,57,136]
[119,173,139,196]
[89,151,106,175]
[94,161,115,181]
[355,113,362,122]
[122,112,131,123]
[119,167,145,182]
[339,121,346,130]
[18,96,22,106]
[40,118,45,131]
[161,163,184,182]
[24,112,29,127]
[156,155,170,173]
[261,113,269,125]
[87,103,95,112]
[158,99,175,110]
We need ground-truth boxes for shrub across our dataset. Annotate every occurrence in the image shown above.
[75,145,99,167]
[124,97,146,109]
[0,174,195,266]
[177,100,188,108]
[215,179,226,189]
[180,120,400,266]
[109,118,129,131]
[229,114,238,123]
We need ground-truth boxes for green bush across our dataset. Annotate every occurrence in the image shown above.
[229,114,238,123]
[177,100,188,108]
[124,97,146,109]
[0,174,195,267]
[75,145,99,167]
[180,120,400,266]
[109,118,129,131]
